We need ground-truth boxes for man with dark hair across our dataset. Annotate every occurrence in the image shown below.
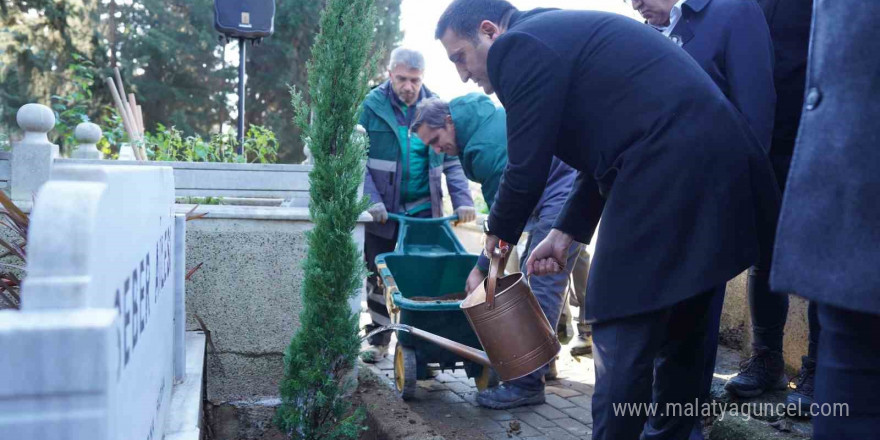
[436,1,780,439]
[412,94,581,409]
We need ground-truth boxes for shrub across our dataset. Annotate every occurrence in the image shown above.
[274,0,381,437]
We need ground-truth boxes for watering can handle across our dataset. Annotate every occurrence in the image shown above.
[486,240,509,310]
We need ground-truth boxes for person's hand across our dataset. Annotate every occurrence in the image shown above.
[465,266,486,295]
[526,229,574,276]
[483,234,506,259]
[455,206,477,223]
[367,202,388,223]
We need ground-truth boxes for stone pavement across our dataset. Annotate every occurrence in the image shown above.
[360,302,595,440]
[360,301,815,440]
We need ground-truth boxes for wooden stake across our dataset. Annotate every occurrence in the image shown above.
[105,77,144,160]
[136,104,145,135]
[128,93,142,134]
[114,68,139,139]
[135,103,148,160]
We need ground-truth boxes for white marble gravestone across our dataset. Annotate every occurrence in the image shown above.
[0,164,178,440]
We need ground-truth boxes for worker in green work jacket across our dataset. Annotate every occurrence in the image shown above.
[360,48,476,363]
[412,93,583,409]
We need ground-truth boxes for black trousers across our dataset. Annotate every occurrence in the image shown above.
[813,303,880,439]
[364,230,397,346]
[592,289,717,440]
[749,154,820,359]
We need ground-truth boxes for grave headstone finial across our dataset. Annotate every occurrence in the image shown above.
[71,122,104,159]
[11,104,60,206]
[16,103,55,144]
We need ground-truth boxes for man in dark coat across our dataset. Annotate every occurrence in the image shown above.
[770,1,880,437]
[630,2,776,436]
[435,1,780,438]
[631,0,775,149]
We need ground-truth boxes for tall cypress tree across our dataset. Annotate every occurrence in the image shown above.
[274,0,379,437]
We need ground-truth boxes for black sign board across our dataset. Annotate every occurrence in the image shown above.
[214,0,275,40]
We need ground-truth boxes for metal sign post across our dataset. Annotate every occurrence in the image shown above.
[237,37,246,153]
[214,0,275,156]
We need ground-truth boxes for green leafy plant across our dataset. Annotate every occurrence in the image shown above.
[242,125,280,164]
[145,124,278,163]
[50,54,126,156]
[274,0,381,438]
[98,112,128,160]
[47,53,128,158]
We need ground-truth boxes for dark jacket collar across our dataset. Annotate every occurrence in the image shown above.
[683,0,711,14]
[508,8,558,31]
[670,0,713,46]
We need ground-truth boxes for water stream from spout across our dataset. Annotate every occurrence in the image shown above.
[360,323,412,342]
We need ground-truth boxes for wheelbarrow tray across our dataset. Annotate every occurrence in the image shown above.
[377,252,483,371]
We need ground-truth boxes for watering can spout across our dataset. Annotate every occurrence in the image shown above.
[390,324,492,367]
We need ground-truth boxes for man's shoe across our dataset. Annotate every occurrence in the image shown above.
[476,383,545,410]
[360,345,388,364]
[786,356,816,418]
[570,333,593,356]
[724,348,788,397]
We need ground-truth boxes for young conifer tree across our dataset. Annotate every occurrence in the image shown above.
[275,0,380,438]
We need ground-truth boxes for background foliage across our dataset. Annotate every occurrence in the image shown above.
[0,0,401,162]
[146,124,278,163]
[274,0,379,437]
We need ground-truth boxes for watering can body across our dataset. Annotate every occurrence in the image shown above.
[460,255,560,381]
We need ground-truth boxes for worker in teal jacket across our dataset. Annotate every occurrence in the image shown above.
[360,48,475,363]
[413,93,582,409]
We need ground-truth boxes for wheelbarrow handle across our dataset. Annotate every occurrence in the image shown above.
[386,213,459,224]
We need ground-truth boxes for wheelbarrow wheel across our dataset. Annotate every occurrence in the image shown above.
[394,345,417,400]
[475,366,500,391]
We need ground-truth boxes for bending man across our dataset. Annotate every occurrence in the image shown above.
[412,93,581,409]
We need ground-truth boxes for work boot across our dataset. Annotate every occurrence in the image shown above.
[476,383,545,409]
[786,356,816,418]
[724,347,788,397]
[557,317,574,345]
[360,345,388,364]
[570,332,593,356]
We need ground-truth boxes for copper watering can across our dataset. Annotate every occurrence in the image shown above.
[397,242,560,382]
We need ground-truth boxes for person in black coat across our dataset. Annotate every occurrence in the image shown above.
[771,0,880,437]
[630,2,776,436]
[436,1,780,438]
[724,0,819,413]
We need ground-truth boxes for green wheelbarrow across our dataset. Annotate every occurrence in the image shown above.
[374,213,499,400]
